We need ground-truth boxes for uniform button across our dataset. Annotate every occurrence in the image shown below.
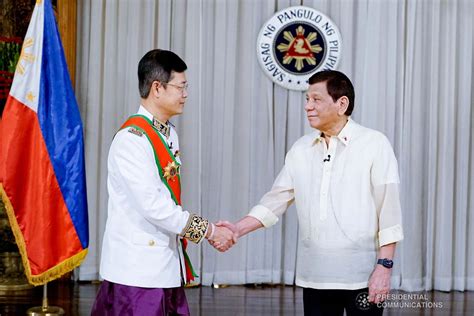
[148,240,155,246]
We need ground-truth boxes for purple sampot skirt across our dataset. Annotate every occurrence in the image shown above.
[91,280,190,316]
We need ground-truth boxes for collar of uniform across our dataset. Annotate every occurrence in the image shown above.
[152,117,170,138]
[137,105,170,138]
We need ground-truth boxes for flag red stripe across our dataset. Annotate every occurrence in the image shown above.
[1,97,83,275]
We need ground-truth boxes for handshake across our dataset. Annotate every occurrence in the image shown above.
[206,221,239,252]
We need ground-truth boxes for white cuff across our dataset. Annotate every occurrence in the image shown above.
[248,204,279,228]
[378,224,404,247]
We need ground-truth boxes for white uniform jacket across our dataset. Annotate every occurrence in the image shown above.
[99,106,205,288]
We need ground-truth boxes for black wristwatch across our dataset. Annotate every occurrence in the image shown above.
[377,258,393,269]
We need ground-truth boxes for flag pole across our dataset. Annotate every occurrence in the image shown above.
[26,283,65,315]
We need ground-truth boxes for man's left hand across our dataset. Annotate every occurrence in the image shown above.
[368,265,391,304]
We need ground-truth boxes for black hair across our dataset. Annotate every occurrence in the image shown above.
[308,70,355,115]
[138,49,187,98]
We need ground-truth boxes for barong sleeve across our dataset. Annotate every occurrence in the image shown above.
[374,183,404,247]
[248,163,295,228]
[370,134,404,247]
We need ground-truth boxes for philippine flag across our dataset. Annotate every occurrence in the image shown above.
[0,0,89,285]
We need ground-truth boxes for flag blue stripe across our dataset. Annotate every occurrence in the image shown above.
[36,0,89,248]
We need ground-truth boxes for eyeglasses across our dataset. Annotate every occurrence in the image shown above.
[164,82,189,94]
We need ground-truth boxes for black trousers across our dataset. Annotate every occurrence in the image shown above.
[303,287,384,316]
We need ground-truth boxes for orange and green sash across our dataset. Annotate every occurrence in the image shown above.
[120,115,197,283]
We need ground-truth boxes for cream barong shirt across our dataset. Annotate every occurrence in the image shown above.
[248,119,404,290]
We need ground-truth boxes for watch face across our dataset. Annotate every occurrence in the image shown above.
[378,258,394,268]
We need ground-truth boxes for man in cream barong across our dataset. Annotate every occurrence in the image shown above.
[218,70,404,316]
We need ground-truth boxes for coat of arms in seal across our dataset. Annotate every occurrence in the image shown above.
[257,6,342,91]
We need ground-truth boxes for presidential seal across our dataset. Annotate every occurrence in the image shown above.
[257,6,342,91]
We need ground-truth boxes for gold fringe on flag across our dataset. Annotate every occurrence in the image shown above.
[1,183,88,286]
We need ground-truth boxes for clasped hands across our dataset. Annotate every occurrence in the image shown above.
[206,221,239,252]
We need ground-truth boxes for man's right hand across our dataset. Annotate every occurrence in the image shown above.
[207,224,237,252]
[215,220,239,238]
[208,217,264,252]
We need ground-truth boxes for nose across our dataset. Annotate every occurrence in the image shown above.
[304,100,314,112]
[182,89,188,98]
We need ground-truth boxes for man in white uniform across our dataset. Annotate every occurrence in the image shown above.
[218,70,403,316]
[92,49,235,315]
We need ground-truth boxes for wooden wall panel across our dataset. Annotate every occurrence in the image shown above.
[57,0,76,87]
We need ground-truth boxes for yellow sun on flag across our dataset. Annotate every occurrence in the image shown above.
[26,92,36,102]
[16,38,35,75]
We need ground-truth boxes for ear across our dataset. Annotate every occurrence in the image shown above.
[337,96,349,116]
[151,80,164,99]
